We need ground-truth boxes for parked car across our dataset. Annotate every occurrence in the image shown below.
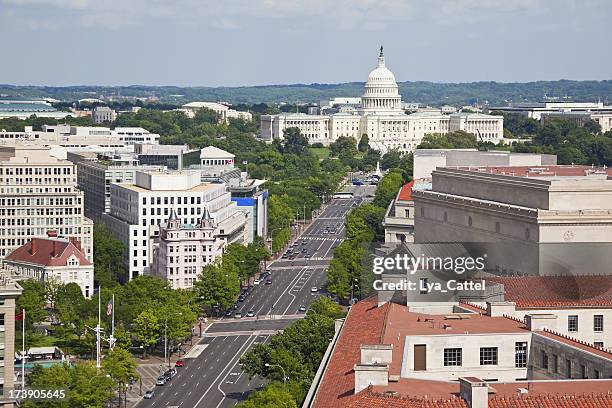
[254,279,261,285]
[298,305,307,313]
[238,295,246,302]
[311,286,318,293]
[156,376,167,386]
[246,310,255,317]
[281,254,288,259]
[301,241,307,245]
[144,390,155,399]
[175,360,184,368]
[235,312,243,318]
[225,310,233,317]
[265,278,272,285]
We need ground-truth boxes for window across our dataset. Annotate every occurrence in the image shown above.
[0,313,4,326]
[443,348,462,366]
[594,341,604,349]
[594,315,603,332]
[515,342,527,368]
[594,369,600,379]
[541,351,549,370]
[566,359,572,378]
[480,347,498,365]
[580,364,587,379]
[568,315,578,332]
[553,354,559,373]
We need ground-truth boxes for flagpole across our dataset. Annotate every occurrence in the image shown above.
[111,293,115,349]
[96,288,101,369]
[21,308,25,390]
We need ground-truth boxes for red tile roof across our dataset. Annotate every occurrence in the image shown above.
[397,181,415,201]
[312,297,389,408]
[349,388,612,408]
[6,237,90,267]
[485,276,612,308]
[313,297,612,408]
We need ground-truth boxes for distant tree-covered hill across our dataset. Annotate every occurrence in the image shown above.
[1,80,611,106]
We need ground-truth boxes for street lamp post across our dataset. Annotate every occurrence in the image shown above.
[265,363,287,385]
[164,312,183,369]
[350,278,359,305]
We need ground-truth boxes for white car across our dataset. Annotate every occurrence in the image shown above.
[254,279,261,285]
[311,286,318,293]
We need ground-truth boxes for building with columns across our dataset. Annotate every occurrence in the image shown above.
[261,48,504,153]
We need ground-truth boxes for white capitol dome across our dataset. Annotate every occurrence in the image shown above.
[361,46,402,114]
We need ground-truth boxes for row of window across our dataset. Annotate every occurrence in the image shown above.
[541,351,602,379]
[443,343,528,367]
[568,314,604,332]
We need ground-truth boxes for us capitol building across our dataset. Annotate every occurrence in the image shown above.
[260,47,503,153]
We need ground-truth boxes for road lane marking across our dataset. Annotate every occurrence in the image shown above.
[193,335,258,408]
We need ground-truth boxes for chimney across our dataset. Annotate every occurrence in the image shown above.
[68,237,81,252]
[486,301,516,317]
[53,240,59,257]
[525,314,557,331]
[354,364,389,394]
[30,238,37,254]
[360,344,393,365]
[459,377,488,408]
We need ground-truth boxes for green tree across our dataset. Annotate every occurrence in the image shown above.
[103,347,138,404]
[240,383,298,408]
[23,362,115,408]
[16,279,46,328]
[380,150,401,170]
[329,136,358,157]
[281,127,309,156]
[358,134,370,152]
[195,261,240,311]
[373,169,404,209]
[93,223,126,286]
[133,310,160,357]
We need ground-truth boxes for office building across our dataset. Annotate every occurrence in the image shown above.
[190,146,268,242]
[68,152,166,222]
[261,48,504,153]
[0,125,130,160]
[102,171,248,280]
[4,235,93,298]
[0,271,22,407]
[134,143,191,170]
[0,145,93,261]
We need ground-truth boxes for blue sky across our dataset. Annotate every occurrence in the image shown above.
[1,0,610,86]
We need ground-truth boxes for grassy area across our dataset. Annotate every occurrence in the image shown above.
[309,147,330,160]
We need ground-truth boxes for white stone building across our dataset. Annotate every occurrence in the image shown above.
[180,102,252,123]
[261,48,504,153]
[5,235,94,298]
[152,208,225,289]
[0,145,93,261]
[102,170,248,280]
[92,106,117,124]
[413,165,612,276]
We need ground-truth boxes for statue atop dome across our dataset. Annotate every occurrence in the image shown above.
[379,45,384,57]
